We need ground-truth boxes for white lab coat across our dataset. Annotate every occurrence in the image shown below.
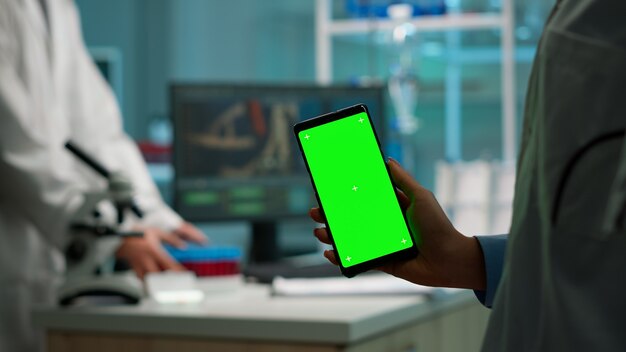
[483,0,626,350]
[0,0,182,351]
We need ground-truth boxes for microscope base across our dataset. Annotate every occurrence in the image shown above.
[58,272,143,306]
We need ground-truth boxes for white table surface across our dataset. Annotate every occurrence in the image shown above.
[33,284,475,344]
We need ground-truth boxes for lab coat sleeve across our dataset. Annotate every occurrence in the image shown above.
[111,135,183,232]
[0,7,84,248]
[604,138,626,233]
[473,235,507,308]
[67,6,183,232]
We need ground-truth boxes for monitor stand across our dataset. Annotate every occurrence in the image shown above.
[248,221,280,263]
[244,221,341,283]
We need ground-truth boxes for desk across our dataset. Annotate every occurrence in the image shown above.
[34,285,490,352]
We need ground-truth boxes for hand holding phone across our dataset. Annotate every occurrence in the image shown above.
[309,157,489,291]
[294,104,419,277]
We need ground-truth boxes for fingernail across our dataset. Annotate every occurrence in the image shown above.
[387,157,398,165]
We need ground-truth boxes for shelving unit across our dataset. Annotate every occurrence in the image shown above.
[315,0,517,163]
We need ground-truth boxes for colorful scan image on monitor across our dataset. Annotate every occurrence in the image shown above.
[171,84,385,222]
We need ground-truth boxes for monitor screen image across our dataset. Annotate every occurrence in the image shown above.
[171,84,386,224]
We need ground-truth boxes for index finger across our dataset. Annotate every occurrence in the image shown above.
[175,222,209,244]
[154,248,185,272]
[160,232,187,249]
[395,188,410,210]
[387,158,423,199]
[309,207,326,223]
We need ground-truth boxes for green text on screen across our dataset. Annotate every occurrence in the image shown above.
[299,112,413,267]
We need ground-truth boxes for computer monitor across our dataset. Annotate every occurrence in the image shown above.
[171,83,386,262]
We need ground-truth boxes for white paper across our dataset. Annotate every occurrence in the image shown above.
[271,274,434,297]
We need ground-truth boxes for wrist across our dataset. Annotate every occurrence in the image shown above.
[443,233,487,290]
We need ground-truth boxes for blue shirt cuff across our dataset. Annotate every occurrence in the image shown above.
[473,235,507,308]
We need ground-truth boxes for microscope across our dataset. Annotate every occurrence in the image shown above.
[57,141,145,306]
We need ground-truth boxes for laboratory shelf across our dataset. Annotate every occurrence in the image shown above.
[327,13,505,35]
[315,0,517,162]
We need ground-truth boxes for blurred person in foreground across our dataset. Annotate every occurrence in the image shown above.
[312,1,626,350]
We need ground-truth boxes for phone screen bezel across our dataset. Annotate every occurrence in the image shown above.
[294,104,418,278]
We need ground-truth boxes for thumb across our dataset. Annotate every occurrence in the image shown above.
[387,158,421,199]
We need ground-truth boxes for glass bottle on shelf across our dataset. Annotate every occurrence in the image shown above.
[387,4,420,174]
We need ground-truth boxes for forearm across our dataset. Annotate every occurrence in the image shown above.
[444,234,487,291]
[108,135,183,231]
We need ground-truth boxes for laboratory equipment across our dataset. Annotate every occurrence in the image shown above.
[58,141,144,306]
[165,245,242,277]
[170,83,386,263]
[145,271,205,305]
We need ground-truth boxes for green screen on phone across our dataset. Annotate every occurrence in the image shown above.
[298,111,413,268]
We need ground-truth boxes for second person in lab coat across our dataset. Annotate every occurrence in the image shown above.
[0,0,206,351]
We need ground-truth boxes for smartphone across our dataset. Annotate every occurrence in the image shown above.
[294,104,418,278]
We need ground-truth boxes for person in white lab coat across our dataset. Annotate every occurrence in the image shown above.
[313,0,626,350]
[0,0,206,351]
